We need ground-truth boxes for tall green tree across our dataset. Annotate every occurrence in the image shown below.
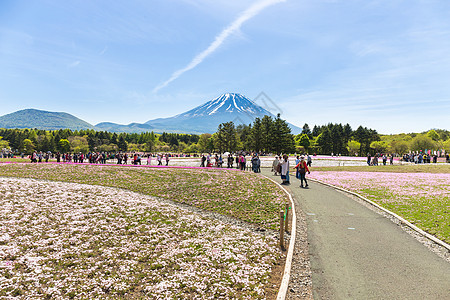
[198,133,213,152]
[302,123,312,139]
[23,139,35,154]
[316,127,332,154]
[117,136,128,152]
[272,114,295,154]
[347,140,361,156]
[354,126,380,155]
[58,139,71,153]
[261,116,274,152]
[250,118,263,152]
[295,134,310,152]
[236,124,251,150]
[0,137,10,150]
[216,122,237,153]
[410,136,436,151]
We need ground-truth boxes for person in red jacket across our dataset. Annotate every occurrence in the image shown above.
[295,156,310,188]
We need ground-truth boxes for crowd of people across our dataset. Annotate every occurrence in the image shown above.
[400,153,447,164]
[367,152,449,165]
[199,153,261,172]
[25,149,317,187]
[28,151,175,166]
[1,149,14,158]
[272,154,312,188]
[366,153,395,166]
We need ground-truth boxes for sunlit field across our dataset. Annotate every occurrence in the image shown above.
[0,163,288,298]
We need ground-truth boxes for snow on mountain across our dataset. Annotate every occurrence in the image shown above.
[3,93,301,134]
[171,93,274,119]
[143,93,302,134]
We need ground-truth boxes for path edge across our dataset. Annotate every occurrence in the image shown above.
[263,176,297,300]
[310,178,450,251]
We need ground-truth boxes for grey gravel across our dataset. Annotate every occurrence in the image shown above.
[285,197,313,300]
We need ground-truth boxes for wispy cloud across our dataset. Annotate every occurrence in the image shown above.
[99,46,108,56]
[153,0,286,93]
[68,60,81,68]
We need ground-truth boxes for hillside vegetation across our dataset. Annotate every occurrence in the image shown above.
[0,109,94,131]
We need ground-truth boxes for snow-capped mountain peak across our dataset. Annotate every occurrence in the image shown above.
[178,93,273,118]
[141,93,302,134]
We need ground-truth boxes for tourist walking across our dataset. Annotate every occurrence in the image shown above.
[295,156,310,188]
[227,154,233,168]
[251,154,259,173]
[272,156,280,175]
[295,155,301,179]
[372,155,378,166]
[280,154,290,185]
[307,154,312,167]
[239,155,246,170]
[206,153,211,167]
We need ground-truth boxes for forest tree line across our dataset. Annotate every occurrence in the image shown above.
[1,115,450,156]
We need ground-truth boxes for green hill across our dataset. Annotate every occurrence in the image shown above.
[0,109,95,130]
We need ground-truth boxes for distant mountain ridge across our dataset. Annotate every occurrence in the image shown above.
[1,93,302,134]
[0,109,95,130]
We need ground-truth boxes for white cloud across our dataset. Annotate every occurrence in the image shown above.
[153,0,286,93]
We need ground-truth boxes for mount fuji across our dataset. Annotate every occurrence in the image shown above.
[96,93,301,134]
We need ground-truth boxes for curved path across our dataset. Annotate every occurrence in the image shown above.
[262,170,450,299]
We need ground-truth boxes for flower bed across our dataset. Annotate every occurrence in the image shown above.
[309,171,450,243]
[0,163,288,231]
[0,177,280,298]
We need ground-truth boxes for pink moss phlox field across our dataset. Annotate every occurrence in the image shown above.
[0,160,234,171]
[0,178,279,298]
[0,163,288,231]
[309,171,450,242]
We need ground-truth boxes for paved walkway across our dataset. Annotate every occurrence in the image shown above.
[262,170,450,299]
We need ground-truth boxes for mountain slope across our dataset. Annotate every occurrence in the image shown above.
[95,122,154,133]
[1,93,302,134]
[0,109,95,130]
[144,93,302,134]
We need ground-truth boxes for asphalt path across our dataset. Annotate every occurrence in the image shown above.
[262,169,450,299]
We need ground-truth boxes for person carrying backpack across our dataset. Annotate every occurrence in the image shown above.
[295,156,310,188]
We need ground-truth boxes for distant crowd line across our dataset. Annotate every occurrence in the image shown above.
[400,152,450,164]
[7,150,450,166]
[367,152,450,166]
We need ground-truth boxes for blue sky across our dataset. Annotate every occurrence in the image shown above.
[1,0,450,134]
